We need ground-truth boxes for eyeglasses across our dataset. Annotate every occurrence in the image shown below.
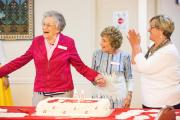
[42,23,56,28]
[149,26,156,30]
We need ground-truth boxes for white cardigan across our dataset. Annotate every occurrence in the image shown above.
[134,43,180,107]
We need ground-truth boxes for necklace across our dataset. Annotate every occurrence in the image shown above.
[145,39,171,59]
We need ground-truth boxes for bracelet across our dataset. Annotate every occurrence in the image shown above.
[128,92,132,96]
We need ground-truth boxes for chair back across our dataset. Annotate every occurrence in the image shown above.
[155,105,176,120]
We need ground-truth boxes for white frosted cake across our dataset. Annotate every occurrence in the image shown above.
[36,97,112,117]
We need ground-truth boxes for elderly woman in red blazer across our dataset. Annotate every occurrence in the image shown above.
[0,11,106,106]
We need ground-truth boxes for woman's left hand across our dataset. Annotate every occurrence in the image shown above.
[94,74,106,87]
[122,93,132,108]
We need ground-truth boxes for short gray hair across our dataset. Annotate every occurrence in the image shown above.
[42,10,66,32]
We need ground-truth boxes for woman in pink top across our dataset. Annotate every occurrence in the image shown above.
[0,11,106,106]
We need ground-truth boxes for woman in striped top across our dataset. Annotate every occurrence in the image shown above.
[92,26,133,108]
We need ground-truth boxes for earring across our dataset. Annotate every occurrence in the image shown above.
[160,34,163,40]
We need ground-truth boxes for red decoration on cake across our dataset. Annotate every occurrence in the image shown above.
[47,99,59,103]
[62,99,98,103]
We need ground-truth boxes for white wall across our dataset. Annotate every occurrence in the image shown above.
[95,0,138,52]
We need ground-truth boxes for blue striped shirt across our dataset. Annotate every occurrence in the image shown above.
[92,49,132,80]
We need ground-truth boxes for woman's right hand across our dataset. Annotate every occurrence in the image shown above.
[127,29,141,48]
[127,29,142,64]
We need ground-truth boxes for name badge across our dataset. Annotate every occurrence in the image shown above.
[111,61,120,65]
[58,45,67,50]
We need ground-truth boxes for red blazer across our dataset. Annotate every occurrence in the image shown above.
[0,33,98,92]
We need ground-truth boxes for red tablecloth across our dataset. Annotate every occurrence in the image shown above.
[0,106,180,120]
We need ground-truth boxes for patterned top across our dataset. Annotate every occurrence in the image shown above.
[92,49,132,81]
[92,49,133,108]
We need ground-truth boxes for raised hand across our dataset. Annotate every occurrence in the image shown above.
[127,29,142,64]
[127,29,141,48]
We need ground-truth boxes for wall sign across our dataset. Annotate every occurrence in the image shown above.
[113,11,128,32]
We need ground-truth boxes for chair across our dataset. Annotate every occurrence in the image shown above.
[155,105,176,120]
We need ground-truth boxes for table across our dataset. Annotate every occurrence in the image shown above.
[0,106,180,120]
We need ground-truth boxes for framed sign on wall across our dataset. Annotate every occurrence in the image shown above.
[0,0,34,40]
